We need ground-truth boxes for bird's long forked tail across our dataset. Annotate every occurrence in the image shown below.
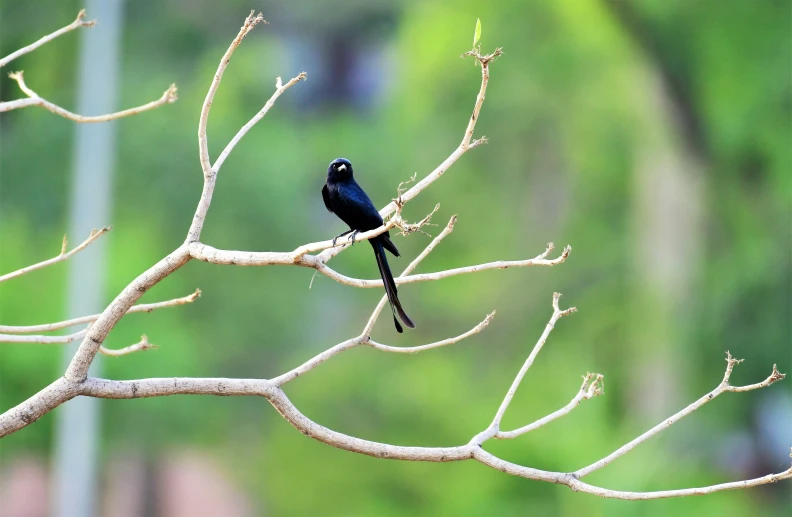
[371,238,415,333]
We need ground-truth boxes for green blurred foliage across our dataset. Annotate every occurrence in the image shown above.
[1,0,790,515]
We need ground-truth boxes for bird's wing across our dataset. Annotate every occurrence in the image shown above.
[321,184,334,213]
[345,181,385,228]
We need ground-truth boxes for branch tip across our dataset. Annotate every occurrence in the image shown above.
[164,83,178,103]
[482,310,496,326]
[75,9,96,28]
[99,334,157,357]
[241,11,267,36]
[767,364,785,385]
[541,242,555,258]
[583,373,605,398]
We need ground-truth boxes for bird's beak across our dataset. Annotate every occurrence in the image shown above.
[337,164,347,172]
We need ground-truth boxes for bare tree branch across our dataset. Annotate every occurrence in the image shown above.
[187,11,268,244]
[366,312,495,354]
[270,338,360,387]
[470,293,578,444]
[99,334,157,357]
[69,350,789,501]
[573,352,786,478]
[213,73,307,174]
[64,248,192,382]
[185,69,306,244]
[490,293,577,427]
[0,9,95,69]
[0,328,156,357]
[0,329,87,344]
[272,215,493,386]
[0,289,200,334]
[496,373,604,439]
[0,11,787,502]
[196,11,266,178]
[188,241,570,288]
[290,210,402,262]
[0,227,110,284]
[1,71,177,121]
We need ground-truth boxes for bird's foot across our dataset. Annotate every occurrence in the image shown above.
[332,229,354,247]
[347,230,360,246]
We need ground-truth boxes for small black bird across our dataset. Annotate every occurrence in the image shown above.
[322,158,415,333]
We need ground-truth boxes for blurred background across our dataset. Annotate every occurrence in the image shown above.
[1,0,790,515]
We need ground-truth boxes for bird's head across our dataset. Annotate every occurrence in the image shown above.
[327,157,353,181]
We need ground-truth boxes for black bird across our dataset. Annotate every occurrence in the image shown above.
[322,158,415,333]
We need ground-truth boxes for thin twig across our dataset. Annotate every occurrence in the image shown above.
[0,290,200,334]
[0,9,95,69]
[496,373,604,439]
[484,293,577,438]
[100,334,157,357]
[213,72,307,174]
[197,11,266,177]
[271,338,361,386]
[0,329,87,344]
[187,11,269,244]
[3,71,177,121]
[0,227,110,284]
[367,312,495,354]
[316,243,571,288]
[573,353,786,478]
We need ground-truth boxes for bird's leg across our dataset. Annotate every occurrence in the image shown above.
[347,230,360,246]
[332,229,354,247]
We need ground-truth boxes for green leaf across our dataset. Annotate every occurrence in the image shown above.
[473,18,481,46]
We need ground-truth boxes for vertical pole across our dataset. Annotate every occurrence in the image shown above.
[51,1,124,516]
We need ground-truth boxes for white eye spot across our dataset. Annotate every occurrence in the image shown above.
[338,164,347,171]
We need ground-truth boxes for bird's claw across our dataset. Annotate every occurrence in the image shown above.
[331,229,354,248]
[347,230,360,245]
